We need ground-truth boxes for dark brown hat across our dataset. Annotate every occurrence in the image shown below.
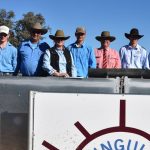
[125,28,144,39]
[30,22,48,35]
[49,30,70,40]
[95,31,116,42]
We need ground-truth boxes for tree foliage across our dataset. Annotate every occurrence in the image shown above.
[0,9,50,48]
[0,9,18,46]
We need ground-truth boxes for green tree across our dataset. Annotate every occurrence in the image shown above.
[0,9,50,47]
[15,12,50,47]
[0,9,18,47]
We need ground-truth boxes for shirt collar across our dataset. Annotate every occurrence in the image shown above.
[128,44,140,50]
[23,40,41,49]
[74,42,85,48]
[99,47,110,51]
[0,42,11,49]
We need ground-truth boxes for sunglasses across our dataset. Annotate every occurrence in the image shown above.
[0,33,8,37]
[75,33,85,36]
[55,38,65,41]
[31,30,42,34]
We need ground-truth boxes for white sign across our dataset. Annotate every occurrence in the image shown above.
[28,92,150,150]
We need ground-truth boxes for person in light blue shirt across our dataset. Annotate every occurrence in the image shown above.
[119,28,149,69]
[0,25,17,74]
[17,22,50,76]
[68,27,96,78]
[43,30,77,77]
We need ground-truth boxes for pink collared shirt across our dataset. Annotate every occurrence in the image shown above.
[94,47,121,68]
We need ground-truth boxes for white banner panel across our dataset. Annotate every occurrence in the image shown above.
[29,92,150,150]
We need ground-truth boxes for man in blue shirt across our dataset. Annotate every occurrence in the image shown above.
[119,28,149,69]
[0,25,17,75]
[17,22,50,76]
[42,29,77,77]
[68,27,96,77]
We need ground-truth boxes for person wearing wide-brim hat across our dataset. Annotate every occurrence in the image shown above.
[124,28,144,39]
[42,29,77,77]
[119,28,149,69]
[49,29,70,40]
[94,31,121,69]
[17,22,50,76]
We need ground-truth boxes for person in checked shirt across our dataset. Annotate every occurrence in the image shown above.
[94,31,121,69]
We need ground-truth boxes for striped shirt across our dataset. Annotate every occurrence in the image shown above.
[94,48,121,68]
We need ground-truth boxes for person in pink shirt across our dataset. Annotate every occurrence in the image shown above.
[94,31,121,68]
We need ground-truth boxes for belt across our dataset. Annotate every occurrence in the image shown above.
[0,72,13,76]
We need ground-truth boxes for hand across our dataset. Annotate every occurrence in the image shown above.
[59,73,69,77]
[52,71,69,77]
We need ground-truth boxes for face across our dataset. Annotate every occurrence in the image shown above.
[100,39,111,49]
[129,37,138,45]
[0,33,9,43]
[75,32,86,43]
[54,38,65,48]
[30,30,42,43]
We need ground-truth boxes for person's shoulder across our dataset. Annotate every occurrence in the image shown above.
[120,45,129,50]
[137,45,149,55]
[39,41,50,49]
[110,48,119,53]
[7,42,17,51]
[138,44,147,50]
[83,43,93,50]
[68,42,75,48]
[20,39,30,46]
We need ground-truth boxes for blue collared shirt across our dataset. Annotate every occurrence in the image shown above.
[42,48,77,77]
[18,40,50,76]
[68,42,96,77]
[0,42,17,72]
[119,44,149,69]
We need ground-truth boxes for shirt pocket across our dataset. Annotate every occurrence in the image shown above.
[108,57,118,68]
[133,53,141,63]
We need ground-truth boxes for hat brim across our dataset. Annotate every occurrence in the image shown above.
[125,33,143,39]
[30,28,48,35]
[95,36,116,42]
[49,35,70,40]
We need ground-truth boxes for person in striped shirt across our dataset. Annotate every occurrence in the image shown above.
[94,31,121,69]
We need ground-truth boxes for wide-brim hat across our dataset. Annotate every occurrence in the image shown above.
[125,28,143,39]
[95,31,116,42]
[49,30,70,40]
[30,22,48,35]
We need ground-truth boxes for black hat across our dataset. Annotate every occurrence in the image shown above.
[125,28,144,39]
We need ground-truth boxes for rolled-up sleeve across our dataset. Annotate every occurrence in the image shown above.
[42,49,56,75]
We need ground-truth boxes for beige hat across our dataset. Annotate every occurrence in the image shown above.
[49,30,70,40]
[75,27,86,34]
[30,22,48,35]
[0,25,9,34]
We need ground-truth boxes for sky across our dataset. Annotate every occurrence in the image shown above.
[1,0,150,51]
